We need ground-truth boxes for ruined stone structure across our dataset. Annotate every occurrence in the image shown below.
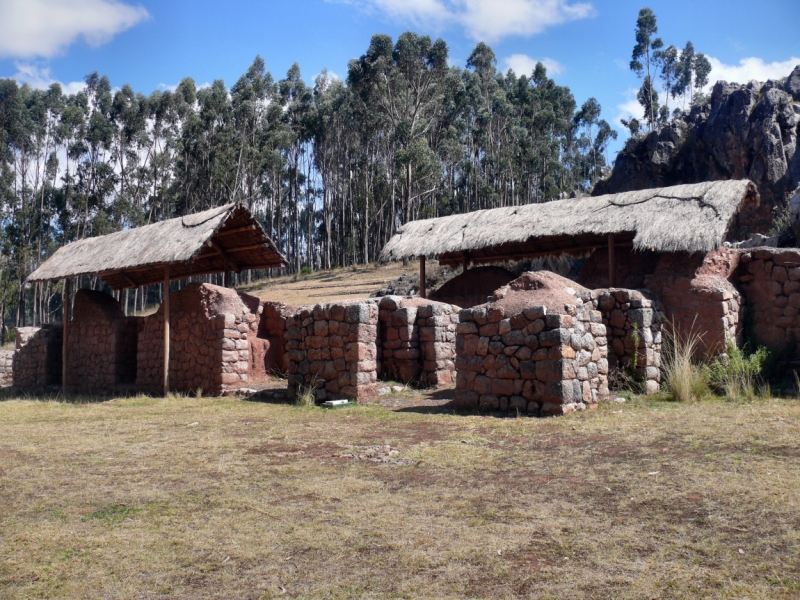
[12,325,62,389]
[0,350,14,387]
[738,247,800,355]
[13,283,285,396]
[285,301,380,402]
[136,283,277,395]
[65,290,138,393]
[378,296,458,387]
[595,289,663,394]
[581,247,742,356]
[453,272,610,415]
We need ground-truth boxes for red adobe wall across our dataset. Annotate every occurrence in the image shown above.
[66,290,139,393]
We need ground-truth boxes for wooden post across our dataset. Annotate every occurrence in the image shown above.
[163,267,170,397]
[224,271,231,288]
[462,253,469,272]
[608,234,616,288]
[62,278,70,394]
[419,255,426,299]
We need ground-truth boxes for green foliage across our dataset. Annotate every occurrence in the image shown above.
[300,267,313,276]
[768,205,797,247]
[630,323,640,372]
[708,340,769,401]
[628,9,710,129]
[85,503,133,524]
[0,31,613,330]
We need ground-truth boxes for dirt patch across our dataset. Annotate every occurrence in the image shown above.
[490,270,590,314]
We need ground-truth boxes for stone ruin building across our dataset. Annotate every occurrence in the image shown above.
[6,179,800,416]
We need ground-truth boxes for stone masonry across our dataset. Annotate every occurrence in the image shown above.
[594,289,663,394]
[378,296,458,387]
[66,290,138,393]
[738,247,800,355]
[0,350,13,387]
[454,299,609,416]
[136,283,271,395]
[286,301,379,402]
[12,324,62,389]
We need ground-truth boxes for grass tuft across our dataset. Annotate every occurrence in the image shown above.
[661,320,708,402]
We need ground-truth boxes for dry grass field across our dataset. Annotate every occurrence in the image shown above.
[1,386,800,599]
[239,262,421,306]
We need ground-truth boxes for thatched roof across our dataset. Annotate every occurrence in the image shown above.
[380,180,760,266]
[28,204,287,289]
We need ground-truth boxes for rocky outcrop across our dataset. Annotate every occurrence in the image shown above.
[596,65,800,233]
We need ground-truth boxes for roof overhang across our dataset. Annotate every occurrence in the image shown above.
[28,204,287,289]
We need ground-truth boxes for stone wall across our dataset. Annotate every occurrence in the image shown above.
[286,301,379,402]
[12,324,62,389]
[738,247,800,355]
[66,290,139,393]
[453,300,609,416]
[378,296,457,387]
[643,250,743,356]
[258,301,293,374]
[137,310,253,395]
[0,350,14,387]
[594,289,663,394]
[136,283,262,395]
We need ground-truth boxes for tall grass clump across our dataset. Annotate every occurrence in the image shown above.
[661,322,708,402]
[295,376,320,408]
[708,340,769,401]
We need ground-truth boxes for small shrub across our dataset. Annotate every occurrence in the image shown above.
[661,322,708,402]
[300,267,313,276]
[768,205,796,247]
[708,340,769,401]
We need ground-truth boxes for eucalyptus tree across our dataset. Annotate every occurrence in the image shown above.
[630,8,663,130]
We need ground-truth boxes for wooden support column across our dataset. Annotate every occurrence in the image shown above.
[419,255,426,299]
[62,278,70,394]
[163,266,170,397]
[608,234,616,288]
[224,271,231,288]
[462,253,469,272]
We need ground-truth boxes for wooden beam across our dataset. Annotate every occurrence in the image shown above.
[163,266,170,397]
[419,255,426,299]
[215,242,269,253]
[210,239,241,273]
[214,224,256,237]
[608,234,616,288]
[62,278,70,394]
[438,240,635,267]
[118,271,137,289]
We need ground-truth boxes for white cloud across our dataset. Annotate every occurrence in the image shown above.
[503,54,563,76]
[705,56,800,88]
[613,55,800,132]
[335,0,594,42]
[614,88,643,130]
[11,63,86,95]
[459,0,593,42]
[0,0,149,59]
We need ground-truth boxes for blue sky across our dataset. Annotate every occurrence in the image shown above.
[1,0,799,151]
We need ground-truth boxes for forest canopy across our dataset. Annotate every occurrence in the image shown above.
[0,32,616,332]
